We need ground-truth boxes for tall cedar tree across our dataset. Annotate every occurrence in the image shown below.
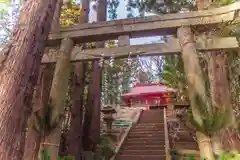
[23,0,62,158]
[0,0,58,159]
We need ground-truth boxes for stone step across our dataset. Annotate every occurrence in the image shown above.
[131,129,164,133]
[139,115,164,119]
[134,125,165,129]
[127,136,165,142]
[128,133,165,138]
[119,149,165,155]
[135,122,165,126]
[174,138,197,142]
[125,139,165,145]
[138,120,164,123]
[139,116,164,118]
[176,136,196,141]
[130,128,164,133]
[130,130,165,134]
[140,115,164,117]
[128,133,164,138]
[134,123,165,128]
[141,110,164,113]
[174,142,199,150]
[177,131,196,137]
[115,110,166,160]
[116,155,165,160]
[122,144,165,150]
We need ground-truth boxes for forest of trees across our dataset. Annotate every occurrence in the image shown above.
[0,0,239,160]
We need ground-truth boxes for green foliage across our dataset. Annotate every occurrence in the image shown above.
[162,55,188,102]
[169,149,240,160]
[143,0,196,13]
[211,0,236,7]
[218,152,240,160]
[107,0,120,20]
[58,156,74,160]
[39,148,74,160]
[169,149,198,160]
[0,2,11,48]
[95,135,115,160]
[126,0,196,16]
[101,3,138,105]
[40,148,51,160]
[60,1,81,27]
[32,101,62,138]
[184,87,231,136]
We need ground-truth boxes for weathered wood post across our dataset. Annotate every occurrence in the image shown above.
[67,0,90,159]
[177,26,215,160]
[40,37,74,160]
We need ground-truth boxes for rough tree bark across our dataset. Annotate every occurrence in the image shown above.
[82,0,107,152]
[23,65,54,160]
[177,27,215,160]
[0,0,58,159]
[196,0,234,153]
[41,38,74,160]
[23,1,61,158]
[208,51,237,152]
[66,0,90,159]
[23,66,44,160]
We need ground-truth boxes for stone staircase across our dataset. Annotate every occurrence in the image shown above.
[167,105,199,152]
[115,109,166,160]
[173,123,199,150]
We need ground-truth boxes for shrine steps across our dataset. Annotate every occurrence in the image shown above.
[115,109,166,160]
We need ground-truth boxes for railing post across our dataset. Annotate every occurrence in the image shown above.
[164,107,171,160]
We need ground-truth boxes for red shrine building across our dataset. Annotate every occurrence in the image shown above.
[121,83,176,108]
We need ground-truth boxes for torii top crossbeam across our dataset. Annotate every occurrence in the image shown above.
[47,1,240,45]
[42,2,240,63]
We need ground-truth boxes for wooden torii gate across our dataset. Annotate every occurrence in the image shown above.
[42,1,240,63]
[39,2,240,159]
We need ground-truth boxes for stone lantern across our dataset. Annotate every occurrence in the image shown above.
[101,105,117,133]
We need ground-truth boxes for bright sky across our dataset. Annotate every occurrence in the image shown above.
[0,0,163,47]
[87,0,162,45]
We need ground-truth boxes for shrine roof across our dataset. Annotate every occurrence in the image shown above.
[121,83,175,97]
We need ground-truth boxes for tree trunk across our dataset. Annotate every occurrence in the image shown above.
[208,51,237,152]
[23,64,54,160]
[0,0,58,159]
[195,0,225,154]
[91,0,107,151]
[177,27,215,160]
[208,52,225,153]
[196,0,234,153]
[196,132,215,160]
[50,0,63,32]
[23,67,43,160]
[41,38,74,160]
[196,0,211,10]
[67,0,90,159]
[23,0,62,158]
[82,0,107,152]
[67,63,86,159]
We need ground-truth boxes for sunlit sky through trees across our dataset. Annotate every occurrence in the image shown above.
[86,0,163,45]
[0,0,164,78]
[0,0,163,46]
[0,0,163,81]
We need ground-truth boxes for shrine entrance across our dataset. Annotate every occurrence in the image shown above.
[39,1,240,159]
[149,105,167,110]
[121,83,176,109]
